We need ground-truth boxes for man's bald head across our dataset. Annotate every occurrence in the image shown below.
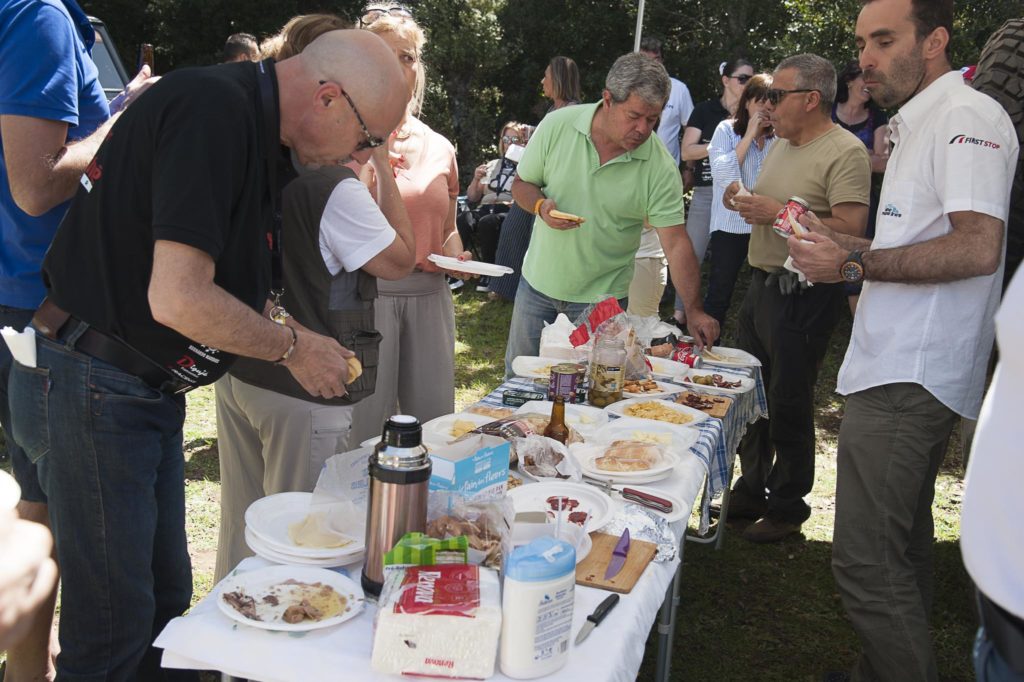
[276,30,407,166]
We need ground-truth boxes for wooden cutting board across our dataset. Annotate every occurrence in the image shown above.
[674,391,733,419]
[575,532,657,594]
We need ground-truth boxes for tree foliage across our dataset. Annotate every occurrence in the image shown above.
[81,0,1021,186]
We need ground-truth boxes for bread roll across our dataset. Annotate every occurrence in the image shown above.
[346,356,363,385]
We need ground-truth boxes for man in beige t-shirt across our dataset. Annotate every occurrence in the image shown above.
[721,54,870,543]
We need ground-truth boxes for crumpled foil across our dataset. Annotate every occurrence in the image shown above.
[597,504,677,562]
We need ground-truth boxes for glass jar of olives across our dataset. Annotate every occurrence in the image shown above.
[587,338,626,407]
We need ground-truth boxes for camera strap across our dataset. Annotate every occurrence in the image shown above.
[255,59,289,322]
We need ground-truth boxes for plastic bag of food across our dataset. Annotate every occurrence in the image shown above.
[288,446,369,549]
[425,497,514,570]
[372,563,501,679]
[514,434,581,481]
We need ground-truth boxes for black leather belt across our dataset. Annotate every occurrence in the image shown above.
[31,298,194,395]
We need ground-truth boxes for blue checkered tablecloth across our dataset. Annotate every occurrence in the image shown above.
[473,364,767,531]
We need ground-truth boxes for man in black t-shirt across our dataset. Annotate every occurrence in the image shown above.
[7,30,408,681]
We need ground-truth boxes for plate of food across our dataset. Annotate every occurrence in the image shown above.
[218,565,364,632]
[514,400,607,429]
[604,398,710,428]
[510,356,566,380]
[506,480,615,533]
[645,356,694,381]
[421,412,497,446]
[245,493,364,559]
[592,417,700,454]
[573,441,679,482]
[678,370,755,395]
[698,346,760,368]
[622,378,685,399]
[427,254,513,278]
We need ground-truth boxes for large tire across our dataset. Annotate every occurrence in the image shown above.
[973,18,1024,289]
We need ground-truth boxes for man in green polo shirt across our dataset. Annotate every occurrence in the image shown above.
[503,52,717,376]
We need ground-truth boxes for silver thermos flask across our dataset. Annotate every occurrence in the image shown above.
[361,414,432,597]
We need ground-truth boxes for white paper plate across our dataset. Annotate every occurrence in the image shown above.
[645,356,694,380]
[510,356,570,380]
[427,254,513,277]
[572,442,679,481]
[0,470,20,511]
[506,481,615,533]
[677,370,756,395]
[604,398,710,428]
[420,412,496,446]
[244,493,364,559]
[699,346,761,368]
[514,400,608,429]
[622,380,685,400]
[610,484,688,524]
[591,417,700,454]
[218,565,364,632]
[245,527,364,567]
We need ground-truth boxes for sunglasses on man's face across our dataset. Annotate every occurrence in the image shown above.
[729,74,752,84]
[359,6,413,27]
[765,88,817,105]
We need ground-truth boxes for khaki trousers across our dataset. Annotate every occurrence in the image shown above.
[626,256,668,318]
[214,375,353,581]
[832,383,957,682]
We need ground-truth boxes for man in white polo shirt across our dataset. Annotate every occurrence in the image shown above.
[788,0,1019,678]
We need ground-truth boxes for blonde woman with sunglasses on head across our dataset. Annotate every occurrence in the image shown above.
[351,8,473,445]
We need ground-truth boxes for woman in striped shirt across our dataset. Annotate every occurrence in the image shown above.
[704,73,776,336]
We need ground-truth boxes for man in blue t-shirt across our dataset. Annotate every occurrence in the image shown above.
[0,0,150,678]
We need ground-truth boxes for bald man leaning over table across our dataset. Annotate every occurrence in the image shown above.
[7,30,409,682]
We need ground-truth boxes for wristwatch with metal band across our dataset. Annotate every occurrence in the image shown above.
[840,250,865,283]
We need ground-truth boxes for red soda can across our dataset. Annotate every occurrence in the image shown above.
[670,345,703,368]
[772,196,810,238]
[548,363,581,402]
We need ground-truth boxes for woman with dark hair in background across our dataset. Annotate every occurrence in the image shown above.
[488,56,581,302]
[673,57,753,325]
[705,73,775,336]
[832,59,889,314]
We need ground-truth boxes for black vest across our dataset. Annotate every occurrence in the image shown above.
[230,165,381,404]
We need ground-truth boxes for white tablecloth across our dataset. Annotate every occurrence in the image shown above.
[156,457,707,682]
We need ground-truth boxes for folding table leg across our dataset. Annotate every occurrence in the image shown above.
[654,560,683,682]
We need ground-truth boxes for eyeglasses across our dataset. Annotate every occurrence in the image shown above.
[359,6,413,27]
[501,135,524,145]
[728,74,753,84]
[319,80,386,151]
[766,88,818,105]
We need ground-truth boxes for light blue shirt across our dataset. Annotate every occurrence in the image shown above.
[708,119,775,235]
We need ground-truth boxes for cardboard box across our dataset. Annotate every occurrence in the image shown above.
[429,433,510,503]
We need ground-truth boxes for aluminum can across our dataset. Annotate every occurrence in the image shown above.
[548,363,581,402]
[671,344,704,368]
[772,196,810,238]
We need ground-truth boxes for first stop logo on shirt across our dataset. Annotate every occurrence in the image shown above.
[948,133,1002,150]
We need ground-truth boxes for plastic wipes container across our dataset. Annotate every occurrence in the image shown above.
[499,535,576,678]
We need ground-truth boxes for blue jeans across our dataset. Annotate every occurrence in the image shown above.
[0,304,46,502]
[975,627,1024,682]
[503,277,625,378]
[8,321,195,682]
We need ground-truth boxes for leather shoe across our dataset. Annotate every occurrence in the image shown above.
[742,517,802,543]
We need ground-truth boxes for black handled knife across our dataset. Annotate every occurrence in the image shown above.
[574,594,620,645]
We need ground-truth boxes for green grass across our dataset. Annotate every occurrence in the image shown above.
[1,270,976,680]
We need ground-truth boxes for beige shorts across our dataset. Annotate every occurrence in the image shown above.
[627,256,668,318]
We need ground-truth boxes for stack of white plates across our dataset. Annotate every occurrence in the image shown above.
[244,492,365,568]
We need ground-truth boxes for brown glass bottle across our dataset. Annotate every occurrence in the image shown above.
[543,395,570,444]
[139,43,155,73]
